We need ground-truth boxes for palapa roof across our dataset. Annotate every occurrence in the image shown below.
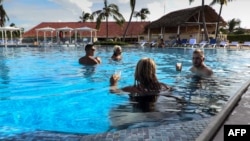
[148,5,227,29]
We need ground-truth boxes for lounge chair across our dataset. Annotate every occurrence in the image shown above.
[139,41,148,47]
[150,40,157,47]
[197,40,208,48]
[208,39,217,48]
[180,39,188,47]
[165,39,176,47]
[186,38,197,48]
[136,40,150,47]
[228,41,239,48]
[241,41,250,48]
[219,41,228,48]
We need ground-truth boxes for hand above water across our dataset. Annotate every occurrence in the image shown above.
[110,74,120,86]
[95,57,102,64]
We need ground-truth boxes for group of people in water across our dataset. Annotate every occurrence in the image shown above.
[78,44,123,65]
[79,44,213,111]
[79,44,213,110]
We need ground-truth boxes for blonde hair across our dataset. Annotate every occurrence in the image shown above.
[134,58,161,91]
[113,45,122,52]
[112,45,122,57]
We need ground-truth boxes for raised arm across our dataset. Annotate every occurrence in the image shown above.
[109,74,121,93]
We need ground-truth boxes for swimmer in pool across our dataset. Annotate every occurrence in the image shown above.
[79,44,101,65]
[111,45,122,61]
[190,49,213,77]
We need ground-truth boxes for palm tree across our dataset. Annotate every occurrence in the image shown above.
[0,0,9,27]
[189,0,209,41]
[92,0,125,40]
[122,0,136,42]
[9,23,20,38]
[210,0,232,39]
[79,11,93,22]
[134,8,150,21]
[227,18,241,33]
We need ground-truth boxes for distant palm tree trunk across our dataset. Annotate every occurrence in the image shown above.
[122,0,136,42]
[215,3,223,39]
[189,0,208,40]
[106,17,109,39]
[201,0,209,41]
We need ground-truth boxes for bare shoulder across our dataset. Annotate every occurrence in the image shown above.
[204,66,213,76]
[190,66,195,72]
[79,56,100,65]
[122,86,140,93]
[79,56,87,64]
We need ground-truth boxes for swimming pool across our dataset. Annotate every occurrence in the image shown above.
[0,46,250,137]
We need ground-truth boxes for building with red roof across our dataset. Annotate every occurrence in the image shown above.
[23,21,150,43]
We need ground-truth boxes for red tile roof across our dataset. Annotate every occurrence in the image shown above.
[23,22,150,38]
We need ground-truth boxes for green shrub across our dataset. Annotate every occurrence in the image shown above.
[227,34,250,43]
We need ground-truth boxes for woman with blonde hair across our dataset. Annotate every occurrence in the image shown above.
[111,45,122,61]
[110,58,172,111]
[110,57,171,94]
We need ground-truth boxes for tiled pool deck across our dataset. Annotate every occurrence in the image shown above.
[2,118,210,141]
[2,80,249,141]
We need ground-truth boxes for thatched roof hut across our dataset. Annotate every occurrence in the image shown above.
[147,5,227,40]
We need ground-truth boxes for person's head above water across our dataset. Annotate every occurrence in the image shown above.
[78,44,101,65]
[113,45,122,54]
[111,45,122,61]
[85,44,96,54]
[190,49,213,77]
[134,58,161,90]
[110,57,171,94]
[192,49,205,68]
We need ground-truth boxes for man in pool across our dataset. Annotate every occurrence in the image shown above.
[190,49,213,77]
[79,44,101,65]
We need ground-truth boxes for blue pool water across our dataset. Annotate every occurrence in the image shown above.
[0,46,250,137]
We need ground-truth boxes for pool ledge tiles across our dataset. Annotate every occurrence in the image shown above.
[196,79,250,141]
[3,118,210,141]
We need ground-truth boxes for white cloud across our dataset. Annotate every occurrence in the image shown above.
[147,1,166,21]
[49,0,85,14]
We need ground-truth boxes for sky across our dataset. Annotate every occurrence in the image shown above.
[3,0,250,32]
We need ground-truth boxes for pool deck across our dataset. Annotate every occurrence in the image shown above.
[2,80,250,141]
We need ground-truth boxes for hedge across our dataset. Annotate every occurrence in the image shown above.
[227,34,250,43]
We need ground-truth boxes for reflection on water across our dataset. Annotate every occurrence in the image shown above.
[179,75,230,115]
[108,94,185,131]
[0,54,10,86]
[80,65,96,77]
[129,94,159,112]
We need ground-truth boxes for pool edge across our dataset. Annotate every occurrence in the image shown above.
[196,79,250,141]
